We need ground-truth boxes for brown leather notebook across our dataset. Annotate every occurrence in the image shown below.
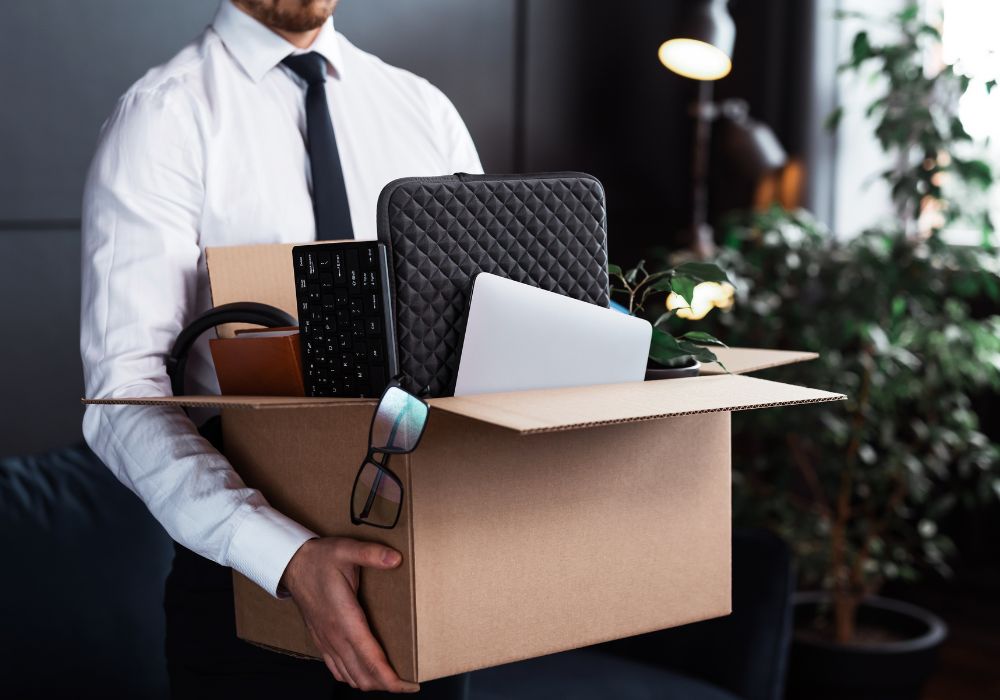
[209,328,305,397]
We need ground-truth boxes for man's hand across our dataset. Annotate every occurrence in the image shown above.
[280,537,420,693]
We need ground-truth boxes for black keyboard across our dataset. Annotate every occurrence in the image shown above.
[292,242,398,398]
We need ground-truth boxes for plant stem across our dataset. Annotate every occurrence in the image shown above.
[830,348,873,643]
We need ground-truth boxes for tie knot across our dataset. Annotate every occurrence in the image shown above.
[282,52,327,86]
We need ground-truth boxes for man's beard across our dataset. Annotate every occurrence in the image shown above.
[238,0,337,32]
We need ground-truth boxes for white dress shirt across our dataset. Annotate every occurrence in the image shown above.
[80,0,482,596]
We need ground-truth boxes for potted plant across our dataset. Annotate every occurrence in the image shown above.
[608,260,732,378]
[695,5,1000,699]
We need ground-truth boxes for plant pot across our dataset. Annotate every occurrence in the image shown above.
[644,358,700,380]
[787,592,947,700]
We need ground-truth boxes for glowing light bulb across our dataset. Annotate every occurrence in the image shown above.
[667,281,735,320]
[658,39,732,81]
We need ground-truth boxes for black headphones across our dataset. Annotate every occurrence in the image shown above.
[165,302,297,397]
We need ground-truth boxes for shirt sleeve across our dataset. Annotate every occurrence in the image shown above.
[80,85,315,597]
[424,83,484,175]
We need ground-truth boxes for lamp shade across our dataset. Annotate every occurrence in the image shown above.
[658,0,735,81]
[717,99,787,179]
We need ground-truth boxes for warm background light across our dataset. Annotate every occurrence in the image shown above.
[658,38,732,80]
[667,281,735,320]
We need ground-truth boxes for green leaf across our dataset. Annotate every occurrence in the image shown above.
[679,331,727,348]
[608,263,623,277]
[625,266,640,285]
[897,4,919,22]
[652,311,674,327]
[677,340,720,364]
[671,275,698,306]
[851,31,873,66]
[987,79,997,95]
[950,117,971,142]
[672,261,731,284]
[953,158,993,189]
[648,276,675,293]
[824,106,844,132]
[648,327,693,365]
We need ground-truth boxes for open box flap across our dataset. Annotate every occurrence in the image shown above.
[699,347,819,375]
[82,395,374,410]
[427,374,845,434]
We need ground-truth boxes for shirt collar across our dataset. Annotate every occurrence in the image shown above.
[213,0,345,83]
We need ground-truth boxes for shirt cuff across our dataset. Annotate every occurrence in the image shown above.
[226,504,317,597]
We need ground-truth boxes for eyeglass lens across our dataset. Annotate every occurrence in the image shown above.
[371,386,428,452]
[353,461,402,526]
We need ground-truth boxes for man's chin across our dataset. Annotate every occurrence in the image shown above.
[237,0,337,33]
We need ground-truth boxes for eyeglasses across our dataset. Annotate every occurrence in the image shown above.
[350,380,429,529]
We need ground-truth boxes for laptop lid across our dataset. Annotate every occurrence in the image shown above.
[453,273,652,396]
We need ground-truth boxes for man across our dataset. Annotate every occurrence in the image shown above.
[80,0,481,696]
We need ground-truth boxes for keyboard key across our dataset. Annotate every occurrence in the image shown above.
[319,273,334,291]
[337,332,351,350]
[354,366,369,382]
[321,294,335,309]
[317,251,332,270]
[362,246,377,270]
[350,298,363,315]
[349,268,360,293]
[369,345,383,364]
[362,271,377,289]
[363,292,379,314]
[306,252,318,278]
[336,310,350,326]
[366,317,381,335]
[307,284,321,303]
[335,291,349,307]
[333,250,346,284]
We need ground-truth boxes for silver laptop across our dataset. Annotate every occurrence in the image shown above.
[453,273,652,396]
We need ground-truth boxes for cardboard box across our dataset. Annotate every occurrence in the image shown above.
[84,243,845,682]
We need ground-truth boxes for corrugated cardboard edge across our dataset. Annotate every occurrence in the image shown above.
[700,347,819,375]
[487,392,841,435]
[428,375,846,434]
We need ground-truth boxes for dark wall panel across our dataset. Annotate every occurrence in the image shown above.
[336,0,517,172]
[0,0,215,222]
[0,231,83,457]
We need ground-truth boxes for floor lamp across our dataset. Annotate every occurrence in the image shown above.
[658,0,736,258]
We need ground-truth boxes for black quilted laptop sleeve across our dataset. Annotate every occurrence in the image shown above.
[376,172,609,397]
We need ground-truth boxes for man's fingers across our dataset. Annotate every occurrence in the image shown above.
[336,538,402,569]
[337,598,420,692]
[321,652,346,685]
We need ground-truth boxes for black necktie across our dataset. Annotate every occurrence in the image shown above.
[282,52,354,240]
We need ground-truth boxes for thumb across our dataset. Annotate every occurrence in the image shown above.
[338,539,403,569]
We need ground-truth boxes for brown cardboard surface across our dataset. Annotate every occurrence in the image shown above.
[206,243,299,337]
[700,347,819,375]
[223,406,418,680]
[409,410,732,680]
[222,405,732,682]
[428,374,844,434]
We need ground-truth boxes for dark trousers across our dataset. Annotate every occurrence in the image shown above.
[164,417,469,699]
